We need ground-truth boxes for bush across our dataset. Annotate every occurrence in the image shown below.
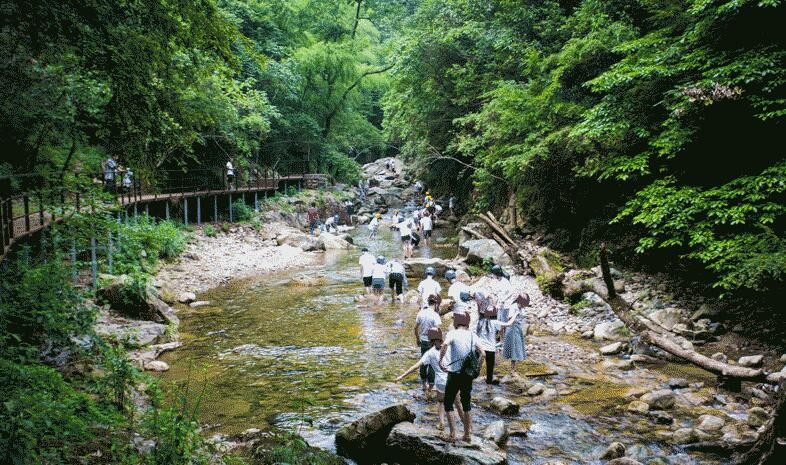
[113,218,186,274]
[203,224,217,237]
[231,199,253,222]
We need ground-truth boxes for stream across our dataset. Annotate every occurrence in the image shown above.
[160,221,729,465]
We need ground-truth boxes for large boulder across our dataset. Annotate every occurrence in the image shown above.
[459,239,511,266]
[97,275,179,325]
[641,390,675,410]
[482,421,509,447]
[593,320,628,341]
[94,312,168,348]
[386,422,506,465]
[335,404,415,462]
[648,308,683,331]
[317,232,354,250]
[404,257,462,278]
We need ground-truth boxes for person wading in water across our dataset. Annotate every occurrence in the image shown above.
[396,328,467,431]
[413,295,442,396]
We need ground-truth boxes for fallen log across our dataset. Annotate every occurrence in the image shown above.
[480,212,516,247]
[460,226,488,240]
[597,243,767,383]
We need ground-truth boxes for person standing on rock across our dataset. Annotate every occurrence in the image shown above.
[500,294,530,374]
[417,267,442,306]
[439,312,483,443]
[368,213,381,239]
[419,211,433,247]
[396,328,466,431]
[359,248,376,296]
[475,307,501,386]
[413,295,442,395]
[387,256,406,303]
[371,255,388,305]
[307,202,320,236]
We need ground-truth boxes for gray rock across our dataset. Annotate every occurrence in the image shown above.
[648,308,683,330]
[600,441,626,459]
[738,355,764,367]
[95,315,167,348]
[641,390,675,410]
[177,291,196,304]
[600,342,625,355]
[144,360,170,372]
[672,427,697,444]
[527,384,545,396]
[335,404,415,461]
[627,401,649,414]
[316,232,354,250]
[386,422,505,465]
[607,459,644,465]
[189,300,211,308]
[593,320,627,341]
[747,407,769,428]
[459,239,512,266]
[489,397,520,415]
[697,414,725,432]
[97,274,179,325]
[667,378,689,389]
[711,352,728,363]
[647,411,674,425]
[780,354,786,363]
[482,420,509,447]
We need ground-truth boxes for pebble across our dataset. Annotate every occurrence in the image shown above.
[697,414,725,432]
[144,360,170,372]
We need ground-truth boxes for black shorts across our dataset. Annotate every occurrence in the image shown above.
[444,371,473,412]
[401,235,411,243]
[389,273,403,295]
[363,276,372,287]
[423,230,432,239]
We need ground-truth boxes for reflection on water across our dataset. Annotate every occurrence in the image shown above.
[161,223,724,464]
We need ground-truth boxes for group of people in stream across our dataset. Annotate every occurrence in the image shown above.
[358,248,530,443]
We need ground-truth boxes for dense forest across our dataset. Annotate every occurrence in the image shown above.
[1,0,785,464]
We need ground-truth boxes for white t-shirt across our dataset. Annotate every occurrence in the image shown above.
[452,299,471,315]
[493,277,514,306]
[435,204,443,214]
[420,216,433,231]
[398,221,412,237]
[475,319,499,352]
[447,281,470,302]
[369,217,380,229]
[415,308,442,342]
[226,161,234,176]
[420,346,448,388]
[371,263,387,279]
[387,260,405,275]
[417,277,442,299]
[359,253,375,277]
[442,328,476,373]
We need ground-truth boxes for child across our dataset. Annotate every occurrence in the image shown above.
[413,296,442,395]
[368,213,381,238]
[500,294,530,373]
[475,308,500,385]
[396,328,466,431]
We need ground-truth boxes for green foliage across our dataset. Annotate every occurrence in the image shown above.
[112,218,187,274]
[203,224,218,237]
[252,431,344,465]
[231,199,254,222]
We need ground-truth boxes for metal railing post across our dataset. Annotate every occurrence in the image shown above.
[23,195,30,232]
[213,195,218,222]
[229,193,233,222]
[184,197,189,226]
[108,231,113,274]
[90,237,97,289]
[197,197,201,225]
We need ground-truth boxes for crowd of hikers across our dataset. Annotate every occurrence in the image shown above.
[355,181,529,444]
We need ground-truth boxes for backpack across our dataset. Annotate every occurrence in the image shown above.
[459,335,481,379]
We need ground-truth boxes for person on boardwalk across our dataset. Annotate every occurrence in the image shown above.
[122,167,134,194]
[226,157,236,190]
[358,248,375,296]
[475,307,500,386]
[500,294,530,373]
[386,256,406,303]
[307,202,320,236]
[413,295,442,396]
[102,154,120,195]
[439,312,483,443]
[396,328,466,431]
[416,266,442,306]
[371,255,387,305]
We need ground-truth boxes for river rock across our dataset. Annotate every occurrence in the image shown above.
[95,314,167,348]
[489,397,520,415]
[600,441,626,459]
[738,355,763,367]
[747,407,769,428]
[780,354,786,363]
[97,275,179,325]
[404,257,458,278]
[593,321,627,341]
[189,300,211,308]
[607,459,644,465]
[627,401,649,414]
[600,342,625,355]
[527,384,545,396]
[386,422,506,465]
[697,414,725,432]
[177,291,196,304]
[317,232,354,250]
[144,360,170,372]
[711,352,728,363]
[335,404,415,461]
[459,239,511,266]
[648,308,682,330]
[672,428,697,444]
[641,390,675,410]
[667,378,689,389]
[647,411,674,425]
[482,420,509,447]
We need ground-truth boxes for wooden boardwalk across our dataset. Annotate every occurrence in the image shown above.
[1,174,306,262]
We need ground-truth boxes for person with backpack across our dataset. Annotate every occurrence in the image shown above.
[307,202,320,236]
[500,294,530,374]
[396,328,466,431]
[439,312,483,443]
[413,295,442,396]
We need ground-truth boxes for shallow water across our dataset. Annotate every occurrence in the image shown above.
[160,223,728,465]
